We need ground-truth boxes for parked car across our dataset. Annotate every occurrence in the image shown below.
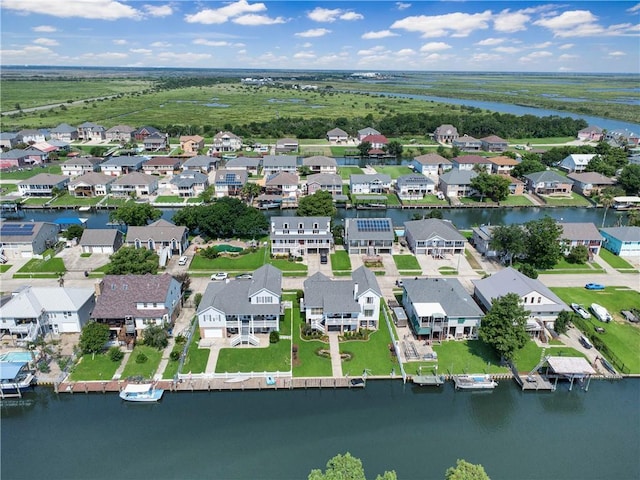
[621,310,639,323]
[395,279,404,288]
[235,273,253,280]
[579,335,593,349]
[320,254,328,264]
[211,272,228,281]
[178,256,188,266]
[585,283,605,290]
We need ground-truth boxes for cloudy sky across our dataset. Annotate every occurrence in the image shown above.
[1,1,638,72]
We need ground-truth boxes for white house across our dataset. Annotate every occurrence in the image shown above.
[559,154,596,173]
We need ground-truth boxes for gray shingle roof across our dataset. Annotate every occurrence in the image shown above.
[225,157,260,168]
[559,222,602,241]
[350,173,391,184]
[306,173,342,187]
[182,155,216,168]
[413,153,451,165]
[439,169,478,185]
[600,226,640,242]
[265,171,299,185]
[566,172,615,184]
[403,277,483,318]
[396,173,435,187]
[303,272,361,315]
[262,155,297,168]
[79,229,123,247]
[69,172,114,187]
[18,173,68,186]
[404,218,464,242]
[303,156,338,167]
[126,220,186,243]
[271,216,330,229]
[524,170,573,184]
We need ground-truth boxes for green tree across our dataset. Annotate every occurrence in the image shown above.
[470,173,511,202]
[479,292,529,362]
[105,246,158,275]
[386,140,403,158]
[109,202,161,226]
[308,453,396,480]
[143,325,169,349]
[89,146,108,157]
[241,182,261,202]
[297,190,336,217]
[357,141,371,157]
[62,224,84,241]
[490,224,526,265]
[566,245,589,264]
[628,210,640,227]
[79,321,110,356]
[198,186,215,204]
[512,157,546,178]
[524,216,563,269]
[597,186,625,228]
[617,164,640,195]
[445,459,490,480]
[554,310,574,335]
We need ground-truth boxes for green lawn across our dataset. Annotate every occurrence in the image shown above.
[49,194,103,207]
[69,353,121,381]
[180,329,210,374]
[186,197,203,204]
[393,255,421,273]
[0,183,18,194]
[292,304,332,377]
[190,248,266,270]
[340,314,398,377]
[500,195,535,206]
[331,250,351,271]
[215,340,291,373]
[599,249,636,271]
[551,286,640,373]
[541,257,605,274]
[464,249,482,271]
[120,345,163,379]
[101,197,131,207]
[438,266,458,275]
[16,256,65,274]
[0,264,12,273]
[21,197,51,206]
[338,166,363,180]
[267,257,308,273]
[0,165,62,180]
[155,195,184,204]
[374,166,413,179]
[540,193,592,207]
[430,340,509,375]
[401,195,448,206]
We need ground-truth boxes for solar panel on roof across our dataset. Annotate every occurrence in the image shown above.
[356,219,390,232]
[1,223,35,236]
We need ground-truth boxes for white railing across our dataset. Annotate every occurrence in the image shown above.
[230,334,260,347]
[311,321,325,333]
[177,370,292,381]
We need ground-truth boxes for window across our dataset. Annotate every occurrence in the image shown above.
[364,309,374,317]
[538,297,542,304]
[366,297,374,304]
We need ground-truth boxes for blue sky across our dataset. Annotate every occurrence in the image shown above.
[1,1,638,72]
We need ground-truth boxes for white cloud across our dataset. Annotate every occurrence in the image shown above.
[1,45,55,58]
[295,28,331,38]
[302,42,313,48]
[156,51,212,62]
[472,53,502,62]
[130,48,152,55]
[307,7,362,22]
[151,41,171,48]
[494,46,521,54]
[32,25,57,33]
[194,39,230,47]
[81,52,129,60]
[144,4,173,17]
[396,2,411,11]
[113,39,128,45]
[357,46,389,56]
[532,10,634,37]
[558,43,575,50]
[519,51,553,62]
[558,53,578,60]
[232,14,285,26]
[627,3,640,13]
[475,38,505,46]
[397,48,415,56]
[33,38,59,46]
[362,30,398,40]
[391,11,492,38]
[293,51,316,59]
[1,0,142,20]
[419,42,452,52]
[185,0,266,24]
[532,41,553,49]
[609,51,626,57]
[494,10,530,33]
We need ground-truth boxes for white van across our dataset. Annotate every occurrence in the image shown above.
[178,256,188,266]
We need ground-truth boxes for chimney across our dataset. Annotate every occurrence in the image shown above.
[94,279,103,297]
[353,282,359,300]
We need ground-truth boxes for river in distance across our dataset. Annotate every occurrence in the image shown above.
[1,379,638,480]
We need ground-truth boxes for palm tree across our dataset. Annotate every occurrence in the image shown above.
[599,187,619,228]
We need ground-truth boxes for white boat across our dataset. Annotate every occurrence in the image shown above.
[453,374,498,390]
[571,303,591,319]
[0,362,35,395]
[590,303,612,323]
[119,383,164,402]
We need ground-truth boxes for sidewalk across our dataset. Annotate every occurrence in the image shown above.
[327,332,343,377]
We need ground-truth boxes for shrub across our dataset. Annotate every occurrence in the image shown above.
[194,293,202,309]
[108,347,124,362]
[517,263,538,279]
[37,361,50,373]
[174,334,187,344]
[169,350,181,361]
[135,353,148,364]
[566,245,589,264]
[57,356,72,371]
[269,331,280,344]
[200,246,219,259]
[296,290,304,302]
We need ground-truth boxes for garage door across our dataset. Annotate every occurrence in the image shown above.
[203,329,223,339]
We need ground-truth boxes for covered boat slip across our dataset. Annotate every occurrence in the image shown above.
[544,356,597,391]
[0,361,35,398]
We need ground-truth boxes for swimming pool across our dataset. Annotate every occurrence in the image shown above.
[0,352,34,363]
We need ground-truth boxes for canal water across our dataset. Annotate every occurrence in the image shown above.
[2,380,638,480]
[18,206,625,231]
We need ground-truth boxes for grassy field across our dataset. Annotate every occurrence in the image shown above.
[120,345,163,379]
[190,248,266,271]
[69,353,121,381]
[154,195,184,204]
[540,193,592,207]
[430,340,509,375]
[292,303,332,377]
[540,257,606,274]
[215,339,291,373]
[331,250,351,272]
[339,166,364,180]
[340,319,398,377]
[599,249,637,271]
[373,166,413,179]
[551,286,640,373]
[180,329,210,375]
[16,255,65,274]
[393,255,421,273]
[49,194,103,207]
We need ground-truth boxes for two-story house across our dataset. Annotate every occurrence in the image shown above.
[17,129,46,144]
[270,216,333,256]
[302,156,338,174]
[395,173,436,200]
[76,122,105,141]
[559,154,597,173]
[488,156,519,175]
[125,219,188,263]
[142,157,181,176]
[179,135,205,155]
[170,170,209,197]
[181,155,217,174]
[438,169,478,197]
[303,266,382,333]
[559,222,603,257]
[452,134,482,152]
[451,155,492,173]
[0,286,95,343]
[402,277,483,341]
[600,226,640,257]
[68,172,116,197]
[197,265,282,345]
[214,169,248,197]
[134,126,161,141]
[275,138,299,153]
[326,128,349,143]
[49,123,78,142]
[357,127,380,141]
[212,131,242,153]
[524,171,573,195]
[18,173,69,197]
[473,267,568,332]
[411,153,452,177]
[577,126,603,142]
[566,172,615,196]
[111,172,158,198]
[305,173,343,196]
[0,221,59,259]
[404,218,465,256]
[61,156,103,176]
[344,217,394,255]
[105,125,136,143]
[225,157,261,175]
[262,155,297,177]
[265,172,299,207]
[91,273,182,343]
[349,173,391,194]
[100,156,146,177]
[143,132,168,151]
[360,134,388,150]
[433,124,459,144]
[481,135,509,152]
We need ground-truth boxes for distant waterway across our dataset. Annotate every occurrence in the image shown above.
[19,206,626,230]
[2,380,638,480]
[350,91,640,134]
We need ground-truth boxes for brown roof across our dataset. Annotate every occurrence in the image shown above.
[566,172,615,185]
[143,157,182,167]
[413,153,451,165]
[92,273,177,319]
[490,156,519,166]
[454,155,490,164]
